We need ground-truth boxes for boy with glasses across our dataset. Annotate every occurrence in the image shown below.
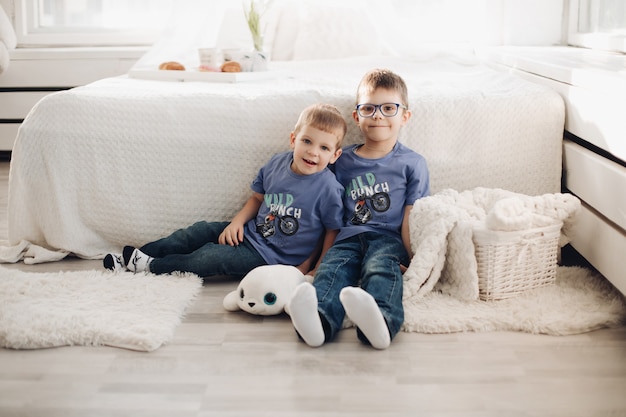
[103,103,345,279]
[288,69,430,349]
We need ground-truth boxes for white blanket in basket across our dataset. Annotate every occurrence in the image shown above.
[403,188,581,301]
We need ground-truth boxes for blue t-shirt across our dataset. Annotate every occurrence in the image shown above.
[245,151,344,265]
[333,142,430,243]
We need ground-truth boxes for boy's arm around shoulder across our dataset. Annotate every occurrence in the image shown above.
[219,192,264,246]
[401,152,430,270]
[401,205,413,261]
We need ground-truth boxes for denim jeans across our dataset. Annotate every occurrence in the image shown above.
[313,231,409,345]
[140,221,267,277]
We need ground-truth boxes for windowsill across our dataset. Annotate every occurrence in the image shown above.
[1,46,146,88]
[9,46,149,61]
[477,45,626,95]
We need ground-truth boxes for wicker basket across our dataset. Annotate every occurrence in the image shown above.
[473,222,562,301]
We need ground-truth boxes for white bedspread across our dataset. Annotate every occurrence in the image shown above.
[4,55,565,261]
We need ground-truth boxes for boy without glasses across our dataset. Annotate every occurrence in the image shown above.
[288,69,430,349]
[103,103,345,278]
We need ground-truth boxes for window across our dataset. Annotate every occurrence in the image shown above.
[9,0,174,47]
[568,0,626,53]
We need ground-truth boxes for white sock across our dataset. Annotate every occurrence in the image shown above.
[287,282,325,347]
[340,287,391,350]
[127,248,153,273]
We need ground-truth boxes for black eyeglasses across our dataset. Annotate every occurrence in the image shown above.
[355,103,407,118]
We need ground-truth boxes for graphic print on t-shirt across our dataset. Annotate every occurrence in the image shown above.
[256,192,301,238]
[346,173,390,225]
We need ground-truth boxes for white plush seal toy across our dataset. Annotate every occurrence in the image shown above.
[223,264,311,316]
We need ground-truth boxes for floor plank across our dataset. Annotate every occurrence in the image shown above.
[1,161,625,417]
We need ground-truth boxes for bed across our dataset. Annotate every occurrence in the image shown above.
[4,53,564,262]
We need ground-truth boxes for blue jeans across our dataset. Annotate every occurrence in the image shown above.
[313,232,409,345]
[140,221,267,277]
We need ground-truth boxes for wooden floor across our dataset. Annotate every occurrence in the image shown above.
[1,160,625,417]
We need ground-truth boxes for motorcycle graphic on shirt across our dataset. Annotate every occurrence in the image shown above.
[350,191,390,225]
[256,210,299,238]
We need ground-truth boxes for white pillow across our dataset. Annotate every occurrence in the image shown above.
[269,2,301,61]
[291,2,383,61]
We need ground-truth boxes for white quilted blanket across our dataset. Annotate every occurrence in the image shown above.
[403,188,581,301]
[3,55,565,261]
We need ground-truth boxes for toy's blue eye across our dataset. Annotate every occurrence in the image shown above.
[264,292,277,305]
[239,289,245,299]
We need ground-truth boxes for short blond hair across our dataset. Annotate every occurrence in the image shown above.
[294,103,347,149]
[356,68,409,109]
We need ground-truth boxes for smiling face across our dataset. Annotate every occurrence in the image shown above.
[352,87,411,150]
[289,125,343,175]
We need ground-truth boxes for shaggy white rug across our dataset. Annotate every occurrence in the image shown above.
[403,266,626,335]
[1,265,623,350]
[0,266,202,351]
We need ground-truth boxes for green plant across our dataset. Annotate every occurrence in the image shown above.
[244,0,271,51]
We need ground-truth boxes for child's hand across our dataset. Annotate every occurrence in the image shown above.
[219,223,245,246]
[300,266,316,277]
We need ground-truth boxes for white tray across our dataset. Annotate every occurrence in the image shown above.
[128,69,285,83]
